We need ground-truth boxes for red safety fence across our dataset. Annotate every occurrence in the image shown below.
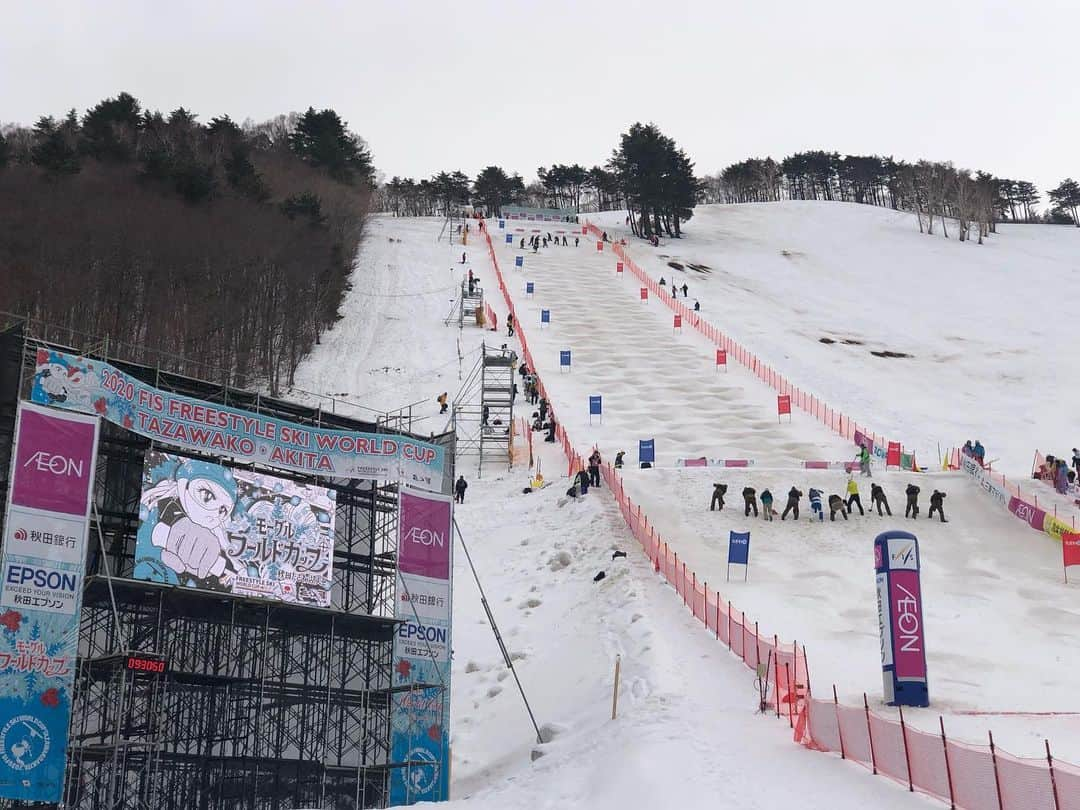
[483,302,497,331]
[478,219,1080,806]
[584,223,906,462]
[799,695,1078,809]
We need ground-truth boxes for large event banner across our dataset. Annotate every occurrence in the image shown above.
[30,349,445,491]
[390,488,452,806]
[0,402,99,802]
[136,451,335,606]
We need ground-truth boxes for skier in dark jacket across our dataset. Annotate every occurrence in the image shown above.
[870,483,892,516]
[781,487,802,520]
[538,398,548,423]
[575,469,590,495]
[742,486,758,517]
[614,451,625,469]
[828,494,848,521]
[454,476,468,503]
[761,489,775,521]
[710,483,727,511]
[928,490,947,523]
[507,313,515,337]
[905,484,921,519]
[808,488,824,521]
[588,450,602,488]
[681,283,688,297]
[545,419,556,443]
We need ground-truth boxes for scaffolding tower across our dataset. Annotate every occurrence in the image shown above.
[0,324,456,810]
[451,344,515,476]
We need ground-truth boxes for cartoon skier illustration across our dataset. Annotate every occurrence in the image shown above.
[137,457,238,587]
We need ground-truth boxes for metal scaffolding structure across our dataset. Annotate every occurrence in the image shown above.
[451,344,515,477]
[0,324,455,810]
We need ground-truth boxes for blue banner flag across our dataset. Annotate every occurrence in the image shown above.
[525,282,534,294]
[498,219,505,229]
[541,309,550,323]
[589,396,602,415]
[505,233,513,244]
[559,350,571,367]
[638,439,655,464]
[727,531,751,566]
[515,255,524,268]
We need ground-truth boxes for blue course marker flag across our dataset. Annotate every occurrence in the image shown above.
[541,309,550,324]
[589,396,602,415]
[526,282,535,295]
[515,255,524,268]
[499,219,506,229]
[559,350,571,368]
[727,531,751,581]
[638,438,655,465]
[505,233,513,244]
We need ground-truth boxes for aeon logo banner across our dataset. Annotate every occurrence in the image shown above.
[11,407,98,516]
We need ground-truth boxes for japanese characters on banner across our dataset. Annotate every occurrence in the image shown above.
[0,402,100,802]
[135,452,335,606]
[390,488,453,806]
[30,348,445,492]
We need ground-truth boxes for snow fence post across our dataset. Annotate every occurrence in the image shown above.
[940,717,956,809]
[1047,740,1062,810]
[726,601,732,651]
[864,693,878,774]
[774,635,781,719]
[899,704,913,791]
[834,685,846,760]
[785,663,794,728]
[989,731,1005,810]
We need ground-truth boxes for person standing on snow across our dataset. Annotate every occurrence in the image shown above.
[588,450,602,488]
[454,475,468,504]
[905,484,921,518]
[742,486,758,517]
[808,488,824,521]
[614,451,625,469]
[437,392,448,414]
[710,483,727,511]
[870,483,892,516]
[828,494,848,521]
[928,490,948,522]
[461,252,467,264]
[507,313,515,337]
[846,476,864,515]
[681,283,688,297]
[857,444,872,477]
[781,486,802,520]
[760,489,775,521]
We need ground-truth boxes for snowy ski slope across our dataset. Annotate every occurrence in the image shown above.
[489,212,1080,760]
[292,216,929,809]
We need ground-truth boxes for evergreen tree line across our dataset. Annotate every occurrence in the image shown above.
[0,93,375,392]
[378,122,699,239]
[703,151,1079,239]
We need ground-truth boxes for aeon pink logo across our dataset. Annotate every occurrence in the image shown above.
[23,451,84,478]
[1013,502,1035,522]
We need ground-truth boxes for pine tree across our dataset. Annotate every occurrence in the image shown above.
[1048,178,1080,227]
[0,130,8,169]
[288,107,374,185]
[80,91,142,161]
[31,115,81,176]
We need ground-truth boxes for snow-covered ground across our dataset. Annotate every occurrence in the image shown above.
[487,211,1080,761]
[292,216,933,808]
[588,202,1080,484]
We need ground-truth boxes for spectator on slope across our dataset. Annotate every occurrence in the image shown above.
[681,283,688,297]
[742,486,758,517]
[545,418,557,443]
[575,236,580,247]
[1036,455,1056,481]
[659,277,666,287]
[710,483,727,511]
[846,476,864,516]
[1056,460,1070,495]
[531,412,543,431]
[507,313,515,337]
[973,440,986,466]
[761,489,775,521]
[615,451,625,469]
[1073,448,1080,478]
[694,301,701,311]
[928,490,948,523]
[576,468,591,495]
[781,486,802,520]
[602,231,609,241]
[870,483,892,516]
[857,444,872,477]
[905,484,921,518]
[482,405,490,426]
[520,238,526,250]
[437,392,448,415]
[461,252,467,264]
[454,475,468,504]
[562,235,568,246]
[808,488,824,521]
[962,440,975,458]
[828,494,848,521]
[588,450,602,488]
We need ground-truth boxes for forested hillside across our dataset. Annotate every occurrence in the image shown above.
[0,93,374,393]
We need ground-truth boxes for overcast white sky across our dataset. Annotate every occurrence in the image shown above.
[3,0,1078,198]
